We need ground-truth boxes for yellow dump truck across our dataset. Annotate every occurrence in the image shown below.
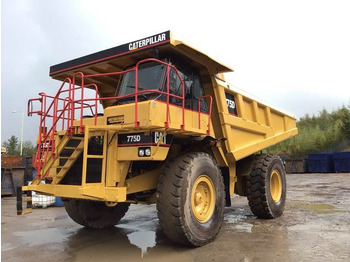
[21,31,297,246]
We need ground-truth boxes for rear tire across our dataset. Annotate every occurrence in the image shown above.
[156,152,225,246]
[246,154,286,218]
[64,199,130,228]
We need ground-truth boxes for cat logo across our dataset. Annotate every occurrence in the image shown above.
[128,33,166,51]
[154,132,166,144]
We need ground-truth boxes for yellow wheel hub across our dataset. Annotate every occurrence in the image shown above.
[270,169,282,203]
[191,175,215,223]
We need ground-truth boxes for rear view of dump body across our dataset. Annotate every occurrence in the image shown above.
[21,31,297,246]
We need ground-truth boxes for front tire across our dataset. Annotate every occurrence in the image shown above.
[64,199,130,228]
[246,154,286,218]
[156,152,225,246]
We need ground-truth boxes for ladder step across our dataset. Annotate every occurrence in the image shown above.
[86,155,104,159]
[56,166,69,169]
[70,137,84,140]
[64,146,83,150]
[59,156,75,159]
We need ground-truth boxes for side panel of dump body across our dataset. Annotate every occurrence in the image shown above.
[211,77,298,163]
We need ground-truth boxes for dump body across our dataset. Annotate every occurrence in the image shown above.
[23,30,297,211]
[213,77,297,161]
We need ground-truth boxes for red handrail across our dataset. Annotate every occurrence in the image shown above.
[28,78,72,175]
[82,58,186,130]
[28,58,212,176]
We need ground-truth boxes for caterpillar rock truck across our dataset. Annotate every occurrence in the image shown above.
[21,31,297,246]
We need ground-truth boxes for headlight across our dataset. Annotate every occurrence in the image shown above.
[138,147,151,157]
[138,149,145,157]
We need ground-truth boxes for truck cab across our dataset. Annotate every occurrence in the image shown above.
[115,58,207,112]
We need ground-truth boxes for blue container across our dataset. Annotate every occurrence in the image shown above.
[55,197,64,207]
[308,153,334,173]
[333,152,350,172]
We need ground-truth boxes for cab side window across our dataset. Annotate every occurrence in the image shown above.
[168,68,184,106]
[167,62,207,113]
[192,74,208,113]
[169,68,183,96]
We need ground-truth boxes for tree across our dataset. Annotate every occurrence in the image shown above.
[2,136,37,156]
[341,109,350,140]
[267,106,350,157]
[22,141,37,156]
[2,135,19,155]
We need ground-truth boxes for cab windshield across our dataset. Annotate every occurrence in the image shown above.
[118,61,166,97]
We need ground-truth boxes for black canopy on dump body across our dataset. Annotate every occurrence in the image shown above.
[49,31,233,100]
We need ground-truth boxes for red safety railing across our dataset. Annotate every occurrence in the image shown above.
[79,58,186,130]
[27,58,212,177]
[28,79,73,176]
[28,78,98,177]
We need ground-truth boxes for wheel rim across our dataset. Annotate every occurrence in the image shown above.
[270,169,282,203]
[191,175,215,223]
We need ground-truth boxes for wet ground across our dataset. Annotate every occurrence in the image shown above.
[2,173,350,262]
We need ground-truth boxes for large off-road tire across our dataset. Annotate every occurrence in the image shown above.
[64,199,130,228]
[156,152,225,247]
[64,199,88,226]
[246,154,286,219]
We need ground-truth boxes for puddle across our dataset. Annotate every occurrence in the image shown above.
[66,224,192,262]
[116,223,142,231]
[234,223,253,233]
[116,223,157,257]
[14,227,75,246]
[225,214,250,224]
[127,231,156,257]
[1,243,15,252]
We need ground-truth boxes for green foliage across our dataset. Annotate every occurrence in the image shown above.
[22,141,37,156]
[2,136,36,156]
[341,108,350,140]
[267,105,350,157]
[2,135,19,155]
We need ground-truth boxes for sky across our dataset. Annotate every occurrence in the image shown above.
[1,0,350,144]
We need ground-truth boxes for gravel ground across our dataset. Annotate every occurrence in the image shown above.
[1,173,350,262]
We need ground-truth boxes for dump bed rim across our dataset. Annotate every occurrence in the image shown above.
[216,77,296,119]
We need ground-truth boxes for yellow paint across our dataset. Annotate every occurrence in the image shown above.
[270,169,282,202]
[1,147,6,153]
[24,33,297,207]
[26,184,127,201]
[191,175,216,223]
[125,168,162,194]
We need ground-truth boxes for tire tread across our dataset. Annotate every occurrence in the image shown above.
[246,154,286,219]
[157,152,224,246]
